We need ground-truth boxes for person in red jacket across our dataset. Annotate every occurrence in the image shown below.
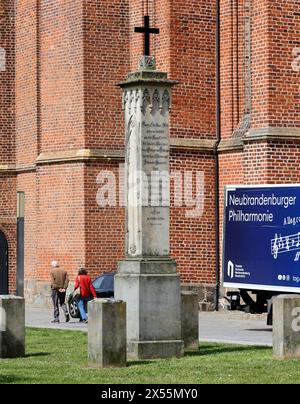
[74,268,97,324]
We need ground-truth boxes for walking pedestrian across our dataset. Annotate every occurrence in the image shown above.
[50,261,70,323]
[74,268,96,324]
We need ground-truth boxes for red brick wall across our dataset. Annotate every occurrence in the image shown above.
[85,162,125,278]
[6,0,300,302]
[17,172,37,281]
[170,0,216,140]
[219,151,244,216]
[170,151,216,284]
[243,141,300,184]
[83,0,129,150]
[15,0,38,166]
[0,174,17,294]
[39,0,85,152]
[0,2,16,293]
[251,0,271,129]
[36,164,85,282]
[267,0,300,127]
[220,0,248,138]
[83,153,217,285]
[251,0,300,128]
[0,0,15,164]
[130,0,216,140]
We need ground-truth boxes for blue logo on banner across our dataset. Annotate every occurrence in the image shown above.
[223,185,300,292]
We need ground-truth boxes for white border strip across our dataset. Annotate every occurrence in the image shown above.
[224,282,300,293]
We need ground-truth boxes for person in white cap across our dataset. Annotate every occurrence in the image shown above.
[50,261,70,323]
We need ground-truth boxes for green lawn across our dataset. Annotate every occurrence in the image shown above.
[0,328,299,384]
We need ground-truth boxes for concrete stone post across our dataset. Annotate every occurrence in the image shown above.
[0,296,25,359]
[181,291,199,350]
[88,299,126,368]
[273,294,300,359]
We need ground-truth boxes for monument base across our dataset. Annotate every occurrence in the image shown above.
[0,296,25,359]
[115,258,184,360]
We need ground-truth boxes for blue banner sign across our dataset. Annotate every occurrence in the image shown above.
[223,185,300,293]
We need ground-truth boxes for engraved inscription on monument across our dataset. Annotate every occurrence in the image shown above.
[142,122,169,170]
[123,85,171,257]
[141,88,170,256]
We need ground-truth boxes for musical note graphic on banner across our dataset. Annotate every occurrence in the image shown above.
[271,232,300,260]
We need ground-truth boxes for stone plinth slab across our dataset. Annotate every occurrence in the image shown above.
[88,299,127,368]
[273,294,300,359]
[181,291,199,350]
[116,259,184,360]
[0,296,25,359]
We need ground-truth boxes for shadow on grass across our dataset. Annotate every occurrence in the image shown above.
[185,344,271,357]
[127,360,156,367]
[113,345,272,366]
[25,352,51,359]
[0,375,30,384]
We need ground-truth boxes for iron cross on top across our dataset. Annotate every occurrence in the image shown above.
[135,16,159,56]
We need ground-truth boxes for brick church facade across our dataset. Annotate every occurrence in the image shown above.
[0,0,299,306]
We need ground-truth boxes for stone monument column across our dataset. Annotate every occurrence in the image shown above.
[115,56,183,360]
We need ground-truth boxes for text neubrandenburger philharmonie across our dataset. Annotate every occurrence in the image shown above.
[228,194,297,223]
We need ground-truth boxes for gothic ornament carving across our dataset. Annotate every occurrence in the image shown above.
[162,90,170,113]
[151,89,160,114]
[129,90,135,114]
[134,89,140,112]
[123,91,129,111]
[142,89,151,115]
[130,245,137,255]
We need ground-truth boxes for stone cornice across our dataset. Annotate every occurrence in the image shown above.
[16,164,36,173]
[0,164,36,174]
[118,70,178,88]
[36,149,124,165]
[218,127,300,152]
[0,164,15,173]
[1,128,300,173]
[170,138,216,152]
[36,141,217,165]
[0,140,218,174]
[245,127,300,142]
[218,138,244,152]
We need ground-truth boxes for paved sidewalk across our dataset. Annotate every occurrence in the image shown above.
[26,307,88,332]
[26,307,273,346]
[199,312,272,346]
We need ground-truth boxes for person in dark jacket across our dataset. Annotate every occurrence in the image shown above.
[50,261,70,323]
[74,268,96,324]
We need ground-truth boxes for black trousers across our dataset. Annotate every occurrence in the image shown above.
[51,290,69,321]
